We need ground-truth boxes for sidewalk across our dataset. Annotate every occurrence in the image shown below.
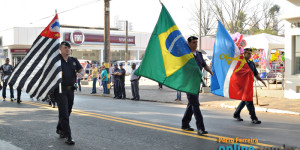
[77,77,300,115]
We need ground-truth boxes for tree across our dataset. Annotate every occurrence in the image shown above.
[205,0,260,34]
[251,1,283,35]
[189,0,216,36]
[269,4,280,31]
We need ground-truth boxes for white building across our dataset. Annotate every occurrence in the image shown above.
[282,0,300,99]
[0,25,151,67]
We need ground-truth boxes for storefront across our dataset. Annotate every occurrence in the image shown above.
[0,25,150,67]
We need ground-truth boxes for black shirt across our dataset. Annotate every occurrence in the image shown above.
[193,51,207,71]
[113,68,121,80]
[247,60,258,76]
[120,68,126,82]
[60,55,82,86]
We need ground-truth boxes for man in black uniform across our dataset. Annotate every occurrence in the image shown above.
[0,58,15,101]
[54,41,83,145]
[233,48,266,124]
[181,36,213,135]
[119,64,126,99]
[112,64,121,99]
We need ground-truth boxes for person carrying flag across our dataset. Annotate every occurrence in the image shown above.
[54,41,83,145]
[181,36,213,135]
[233,48,266,124]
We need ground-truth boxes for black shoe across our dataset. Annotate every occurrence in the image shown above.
[135,98,140,101]
[252,120,261,124]
[56,130,65,138]
[65,137,75,145]
[181,127,194,131]
[60,133,65,138]
[17,100,22,103]
[122,97,126,99]
[130,98,136,100]
[197,129,208,135]
[233,116,243,121]
[116,97,121,99]
[56,129,61,135]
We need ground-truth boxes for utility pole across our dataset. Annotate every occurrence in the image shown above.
[125,20,128,71]
[104,0,111,93]
[198,0,202,51]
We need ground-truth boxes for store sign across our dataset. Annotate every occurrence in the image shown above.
[64,33,135,45]
[70,30,85,45]
[11,49,28,54]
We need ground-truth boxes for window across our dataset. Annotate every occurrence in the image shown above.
[293,35,300,74]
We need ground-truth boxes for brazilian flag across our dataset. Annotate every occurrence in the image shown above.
[135,4,202,95]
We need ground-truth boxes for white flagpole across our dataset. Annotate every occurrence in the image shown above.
[56,9,62,94]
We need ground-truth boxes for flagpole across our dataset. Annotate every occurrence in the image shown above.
[254,78,269,106]
[56,9,62,94]
[255,78,259,105]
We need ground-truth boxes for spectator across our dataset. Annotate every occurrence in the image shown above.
[130,63,140,101]
[175,91,181,101]
[77,71,83,92]
[100,66,108,94]
[91,64,98,94]
[98,66,102,91]
[158,83,163,89]
[85,61,92,81]
[119,64,126,99]
[0,58,15,101]
[109,63,114,87]
[111,64,121,99]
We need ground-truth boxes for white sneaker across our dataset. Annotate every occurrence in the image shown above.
[2,98,6,101]
[11,98,15,101]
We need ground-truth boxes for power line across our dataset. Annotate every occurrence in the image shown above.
[29,0,101,24]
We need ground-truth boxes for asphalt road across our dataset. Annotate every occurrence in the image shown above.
[0,91,299,150]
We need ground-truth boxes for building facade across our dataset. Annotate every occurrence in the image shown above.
[282,0,300,99]
[0,25,151,67]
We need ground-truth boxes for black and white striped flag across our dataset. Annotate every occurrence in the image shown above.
[8,14,62,100]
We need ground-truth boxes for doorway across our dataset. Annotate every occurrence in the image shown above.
[12,55,25,67]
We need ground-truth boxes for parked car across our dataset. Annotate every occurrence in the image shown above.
[259,72,283,84]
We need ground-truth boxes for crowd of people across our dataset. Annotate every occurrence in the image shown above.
[75,60,140,101]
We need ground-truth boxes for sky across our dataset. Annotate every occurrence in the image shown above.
[0,0,294,36]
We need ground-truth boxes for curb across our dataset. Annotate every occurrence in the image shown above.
[220,103,300,116]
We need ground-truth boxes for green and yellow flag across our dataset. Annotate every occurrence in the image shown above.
[135,4,202,95]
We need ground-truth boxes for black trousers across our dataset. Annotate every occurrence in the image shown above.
[234,101,258,120]
[182,93,205,130]
[17,89,21,101]
[114,80,121,98]
[48,92,55,106]
[54,89,74,138]
[2,80,14,99]
[120,80,126,98]
[158,83,163,88]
